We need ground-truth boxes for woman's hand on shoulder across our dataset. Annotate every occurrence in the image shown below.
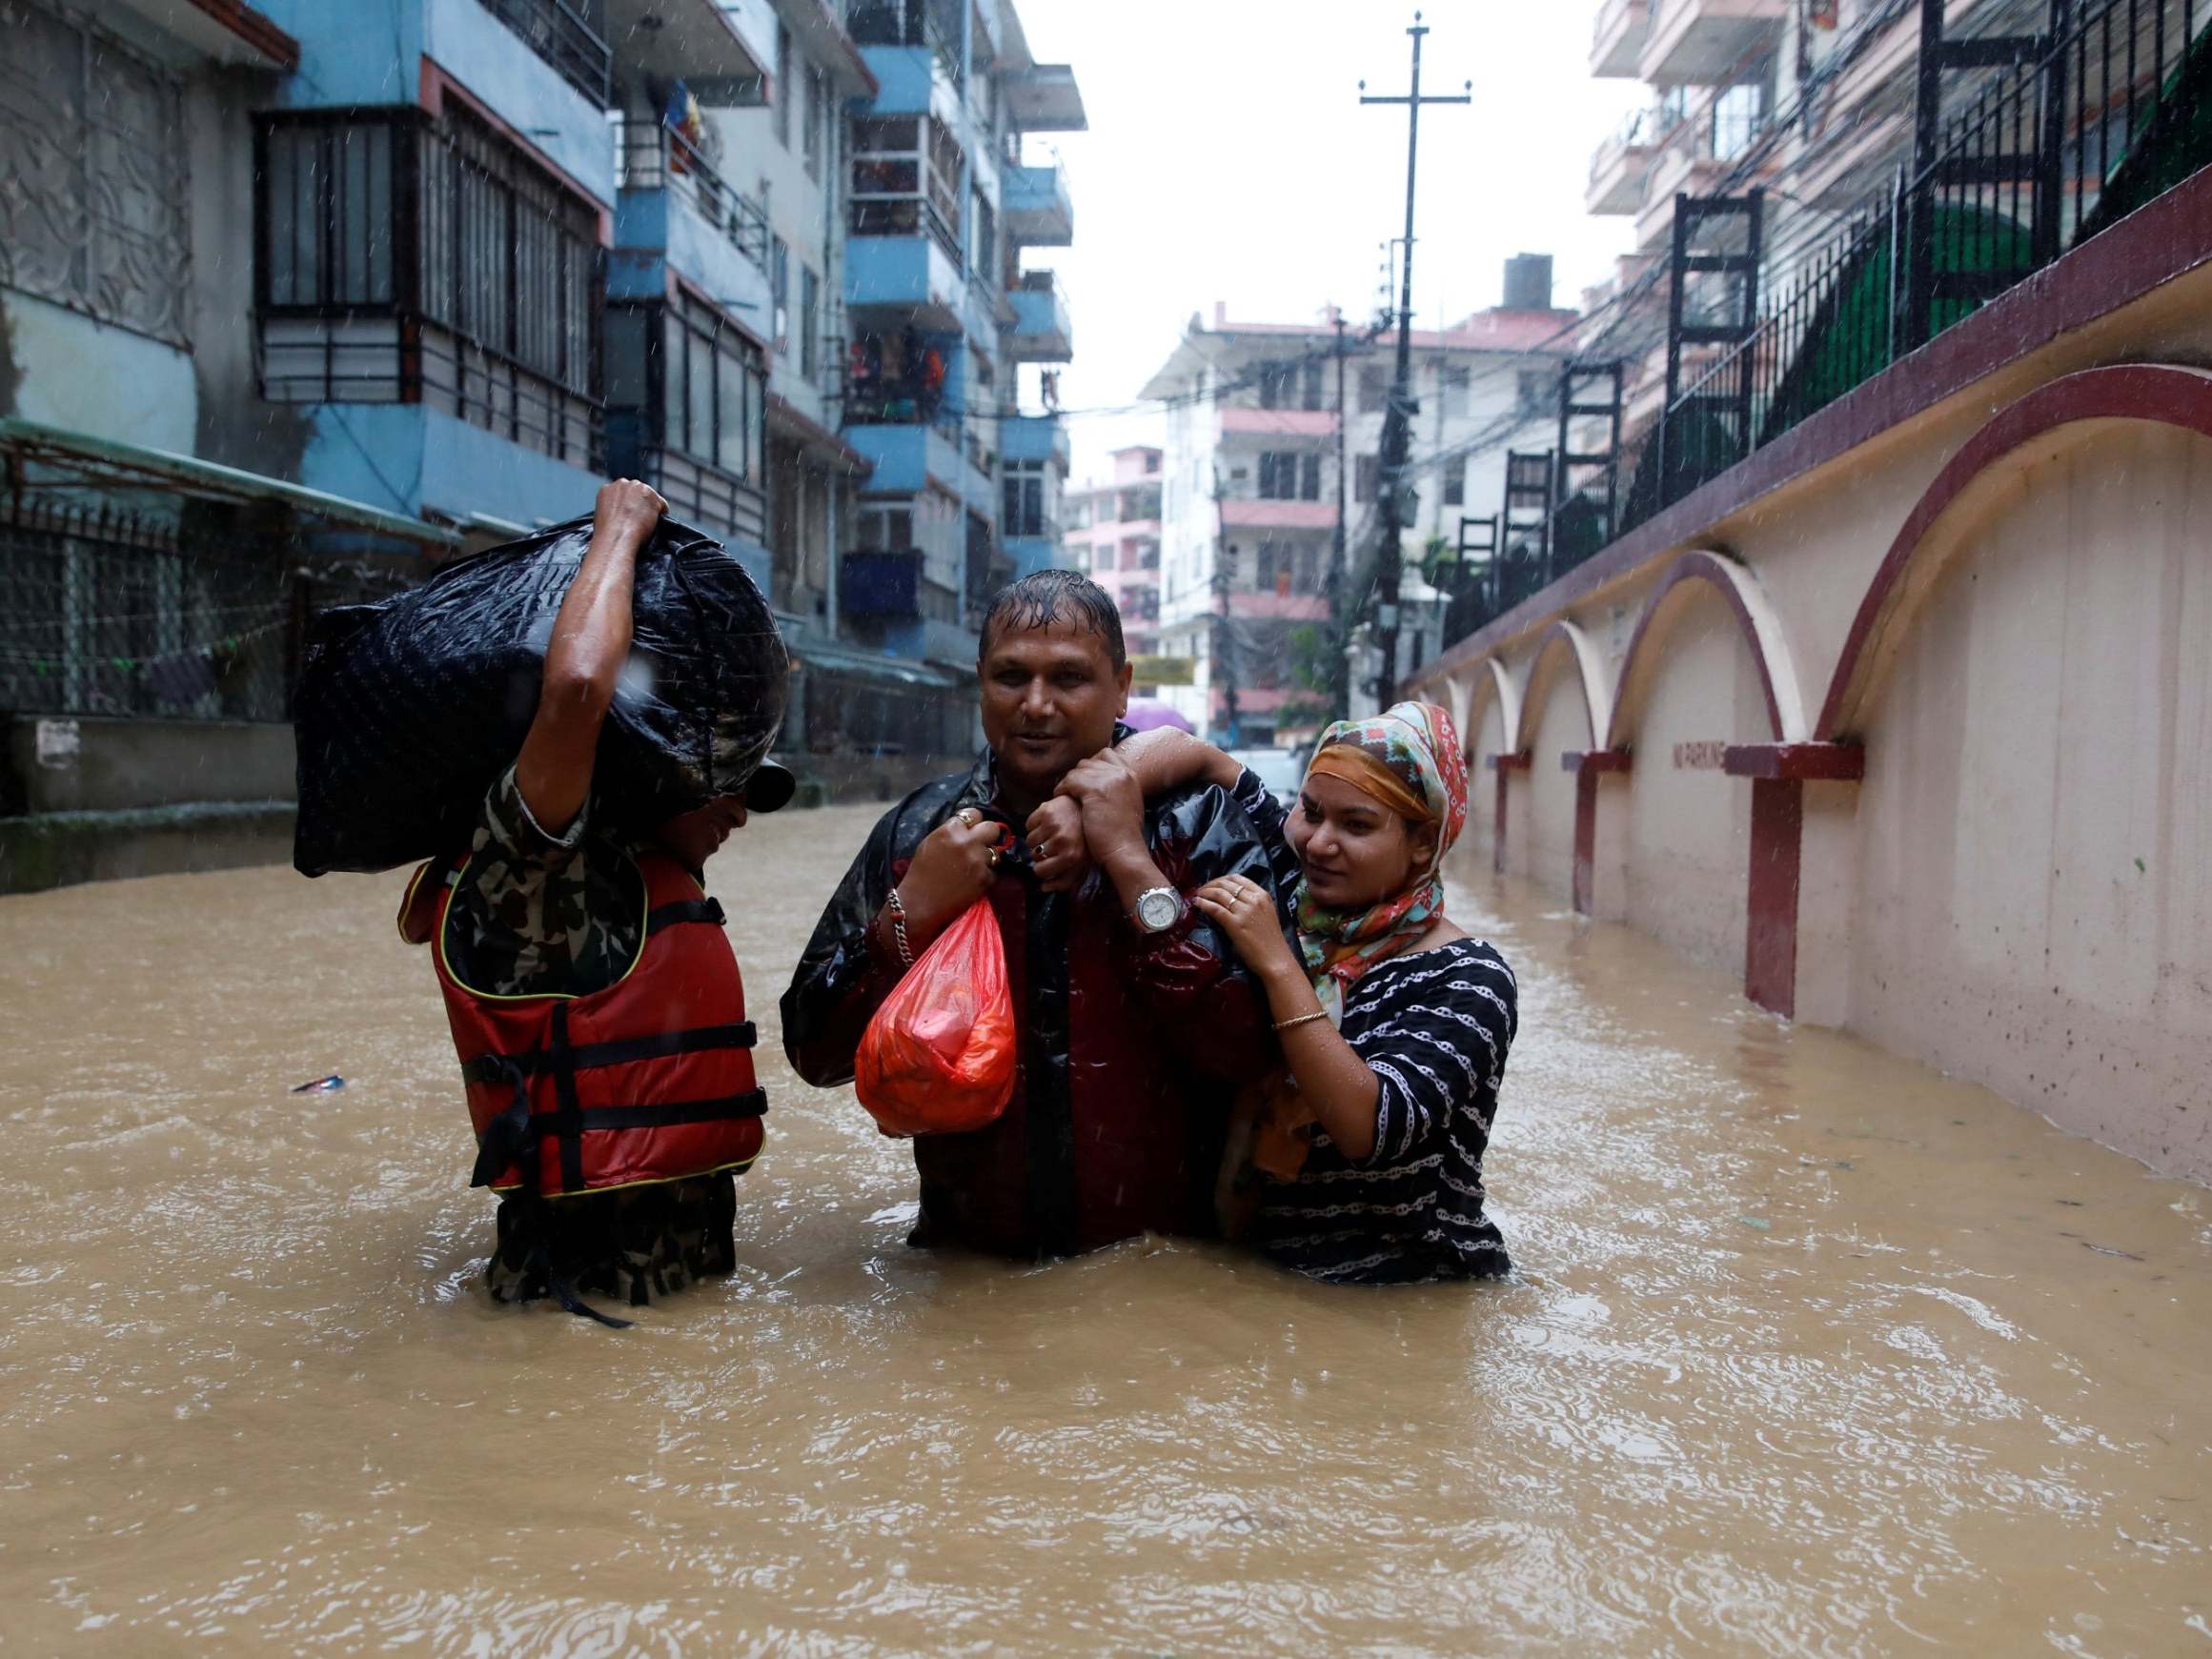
[1191,874,1298,981]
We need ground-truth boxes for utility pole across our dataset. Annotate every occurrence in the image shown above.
[1361,10,1470,709]
[1328,312,1350,725]
[1210,464,1239,743]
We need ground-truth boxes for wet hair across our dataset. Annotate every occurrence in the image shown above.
[976,569,1126,671]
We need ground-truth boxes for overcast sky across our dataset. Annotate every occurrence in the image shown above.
[1009,0,1643,481]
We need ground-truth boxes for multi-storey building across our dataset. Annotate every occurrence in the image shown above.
[0,0,1084,889]
[1575,1,2050,486]
[1139,275,1577,745]
[1410,0,2212,1181]
[836,0,1082,679]
[4,0,787,888]
[714,5,881,634]
[1064,447,1164,665]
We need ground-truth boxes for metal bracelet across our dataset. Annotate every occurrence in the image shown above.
[885,888,915,968]
[1273,1009,1329,1033]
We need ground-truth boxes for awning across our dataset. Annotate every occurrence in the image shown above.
[108,0,299,68]
[0,416,462,553]
[786,637,969,691]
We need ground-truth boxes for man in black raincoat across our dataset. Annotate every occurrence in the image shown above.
[781,572,1281,1258]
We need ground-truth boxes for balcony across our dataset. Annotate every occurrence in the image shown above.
[1634,127,1735,249]
[605,0,772,91]
[1220,407,1337,437]
[1004,161,1074,247]
[848,0,966,104]
[478,0,612,106]
[1219,499,1336,532]
[612,116,772,316]
[1588,110,1657,215]
[842,417,964,494]
[840,549,962,620]
[1002,414,1071,471]
[1638,0,1786,88]
[1001,64,1087,132]
[1006,272,1072,363]
[1591,0,1652,77]
[844,229,965,329]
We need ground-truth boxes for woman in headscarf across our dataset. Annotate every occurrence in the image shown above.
[1044,702,1516,1285]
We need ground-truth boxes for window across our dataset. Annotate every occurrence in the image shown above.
[1711,72,1770,162]
[1300,454,1322,500]
[1146,453,1161,474]
[800,266,820,382]
[1355,454,1379,502]
[771,237,789,354]
[1003,458,1046,537]
[1442,366,1471,418]
[774,25,792,147]
[1358,367,1388,414]
[1444,455,1466,507]
[971,190,997,277]
[600,291,768,540]
[850,115,964,260]
[660,290,766,481]
[9,6,191,344]
[856,503,915,551]
[258,106,600,466]
[1256,359,1301,410]
[1257,452,1302,500]
[803,64,827,178]
[1518,369,1550,413]
[1304,360,1325,412]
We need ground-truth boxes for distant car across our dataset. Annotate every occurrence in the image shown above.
[1228,746,1305,814]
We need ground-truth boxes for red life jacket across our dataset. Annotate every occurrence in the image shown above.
[398,847,765,1197]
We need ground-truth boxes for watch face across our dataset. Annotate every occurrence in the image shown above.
[1136,888,1180,932]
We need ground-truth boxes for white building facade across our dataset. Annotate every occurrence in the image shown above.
[1141,287,1576,743]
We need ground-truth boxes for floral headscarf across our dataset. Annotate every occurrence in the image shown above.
[1293,700,1469,1020]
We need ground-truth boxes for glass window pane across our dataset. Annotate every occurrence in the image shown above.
[688,329,716,462]
[718,344,747,475]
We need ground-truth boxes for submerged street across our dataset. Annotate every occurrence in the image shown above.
[1,801,2206,1655]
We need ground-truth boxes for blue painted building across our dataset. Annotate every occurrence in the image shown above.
[839,0,1083,668]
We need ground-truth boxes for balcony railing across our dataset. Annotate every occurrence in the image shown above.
[480,0,611,108]
[845,0,963,87]
[1439,0,2212,648]
[616,113,771,274]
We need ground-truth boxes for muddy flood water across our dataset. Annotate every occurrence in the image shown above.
[2,801,2207,1655]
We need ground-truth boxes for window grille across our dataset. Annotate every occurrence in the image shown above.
[604,290,768,544]
[0,1,191,345]
[0,498,410,724]
[255,108,602,470]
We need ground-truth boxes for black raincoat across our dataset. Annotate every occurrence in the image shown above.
[781,738,1281,1258]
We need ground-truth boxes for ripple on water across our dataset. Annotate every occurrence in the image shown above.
[0,830,2205,1654]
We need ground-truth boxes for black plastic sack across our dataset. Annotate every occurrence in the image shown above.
[293,515,786,877]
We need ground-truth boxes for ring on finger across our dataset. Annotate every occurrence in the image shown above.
[986,846,1001,867]
[957,807,981,829]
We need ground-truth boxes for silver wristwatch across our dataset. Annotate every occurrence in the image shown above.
[1131,885,1183,934]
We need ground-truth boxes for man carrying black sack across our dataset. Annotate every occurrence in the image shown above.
[397,480,795,1325]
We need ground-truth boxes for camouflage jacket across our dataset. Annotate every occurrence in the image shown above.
[445,766,643,999]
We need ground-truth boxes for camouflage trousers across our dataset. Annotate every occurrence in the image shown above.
[488,1173,738,1317]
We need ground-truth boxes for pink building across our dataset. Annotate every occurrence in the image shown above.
[1063,445,1164,668]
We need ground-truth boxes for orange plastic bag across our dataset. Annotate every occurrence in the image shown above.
[855,898,1017,1137]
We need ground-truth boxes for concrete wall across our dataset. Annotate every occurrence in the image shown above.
[1845,419,2211,1174]
[4,716,294,816]
[0,717,294,895]
[1406,180,2212,1181]
[1,293,198,452]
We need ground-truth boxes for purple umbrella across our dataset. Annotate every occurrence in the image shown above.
[1123,698,1195,735]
